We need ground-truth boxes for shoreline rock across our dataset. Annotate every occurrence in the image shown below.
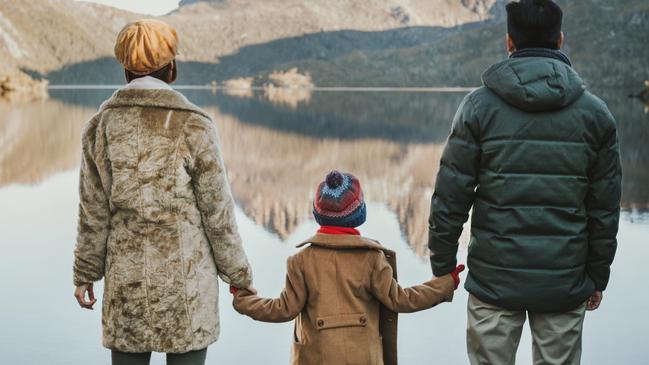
[222,77,254,98]
[261,68,314,108]
[0,69,49,102]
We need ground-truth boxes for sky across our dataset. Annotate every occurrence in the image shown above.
[74,0,181,16]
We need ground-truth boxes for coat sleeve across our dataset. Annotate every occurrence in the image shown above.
[370,251,454,313]
[189,118,252,288]
[428,93,481,276]
[585,109,622,291]
[233,254,306,322]
[73,119,110,286]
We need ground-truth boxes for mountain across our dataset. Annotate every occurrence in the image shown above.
[0,0,509,92]
[0,0,138,74]
[2,0,645,91]
[262,0,649,88]
[0,0,501,74]
[0,0,139,98]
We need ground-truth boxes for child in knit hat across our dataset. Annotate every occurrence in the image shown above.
[231,171,464,365]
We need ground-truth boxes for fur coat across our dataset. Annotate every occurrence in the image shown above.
[72,87,252,353]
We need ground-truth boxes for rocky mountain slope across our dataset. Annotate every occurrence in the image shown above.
[2,0,645,90]
[0,0,501,75]
[0,0,137,74]
[268,0,649,88]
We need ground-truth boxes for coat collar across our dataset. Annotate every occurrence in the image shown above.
[122,76,173,90]
[510,47,572,67]
[99,88,211,120]
[297,233,388,252]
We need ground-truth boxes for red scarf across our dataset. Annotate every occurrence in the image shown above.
[317,226,360,235]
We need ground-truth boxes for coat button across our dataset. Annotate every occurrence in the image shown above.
[317,320,324,327]
[359,316,367,325]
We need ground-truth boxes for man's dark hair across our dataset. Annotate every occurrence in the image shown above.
[506,0,563,50]
[125,60,177,83]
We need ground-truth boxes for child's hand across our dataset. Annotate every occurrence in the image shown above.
[450,264,466,289]
[230,285,259,316]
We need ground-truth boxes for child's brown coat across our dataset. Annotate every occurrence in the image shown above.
[233,233,454,365]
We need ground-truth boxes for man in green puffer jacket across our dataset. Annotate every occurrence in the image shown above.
[428,1,622,364]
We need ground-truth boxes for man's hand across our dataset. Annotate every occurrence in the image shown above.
[74,283,97,310]
[586,290,603,311]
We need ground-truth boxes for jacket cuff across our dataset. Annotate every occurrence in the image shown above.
[73,269,99,287]
[73,279,91,287]
[232,289,257,315]
[221,266,253,288]
[440,275,455,302]
[430,255,457,278]
[431,260,455,277]
[594,282,608,291]
[423,274,455,304]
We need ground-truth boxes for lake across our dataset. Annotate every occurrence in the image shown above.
[0,87,647,365]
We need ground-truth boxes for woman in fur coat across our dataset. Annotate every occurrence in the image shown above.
[72,19,254,365]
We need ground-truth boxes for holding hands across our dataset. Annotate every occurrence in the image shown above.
[450,264,466,290]
[230,285,257,295]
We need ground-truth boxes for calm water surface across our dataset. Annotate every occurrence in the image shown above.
[0,88,647,364]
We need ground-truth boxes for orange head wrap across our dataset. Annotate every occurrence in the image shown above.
[114,19,179,75]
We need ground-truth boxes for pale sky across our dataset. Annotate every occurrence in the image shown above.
[75,0,181,16]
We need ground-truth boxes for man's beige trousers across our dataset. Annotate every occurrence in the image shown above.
[467,294,587,365]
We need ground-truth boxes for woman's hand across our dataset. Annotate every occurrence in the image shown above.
[75,283,97,310]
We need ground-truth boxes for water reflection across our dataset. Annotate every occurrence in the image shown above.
[0,89,647,365]
[2,89,648,254]
[212,107,445,252]
[0,100,92,186]
[262,86,312,109]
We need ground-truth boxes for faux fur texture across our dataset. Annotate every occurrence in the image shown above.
[73,88,252,353]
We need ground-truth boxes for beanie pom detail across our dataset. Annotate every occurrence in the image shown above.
[325,170,344,189]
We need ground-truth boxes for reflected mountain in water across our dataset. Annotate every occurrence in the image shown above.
[262,86,312,110]
[613,92,649,209]
[209,107,445,253]
[0,100,94,186]
[1,88,648,255]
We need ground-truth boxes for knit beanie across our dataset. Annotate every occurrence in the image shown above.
[313,171,366,228]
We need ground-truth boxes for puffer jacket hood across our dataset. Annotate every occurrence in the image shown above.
[482,57,585,112]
